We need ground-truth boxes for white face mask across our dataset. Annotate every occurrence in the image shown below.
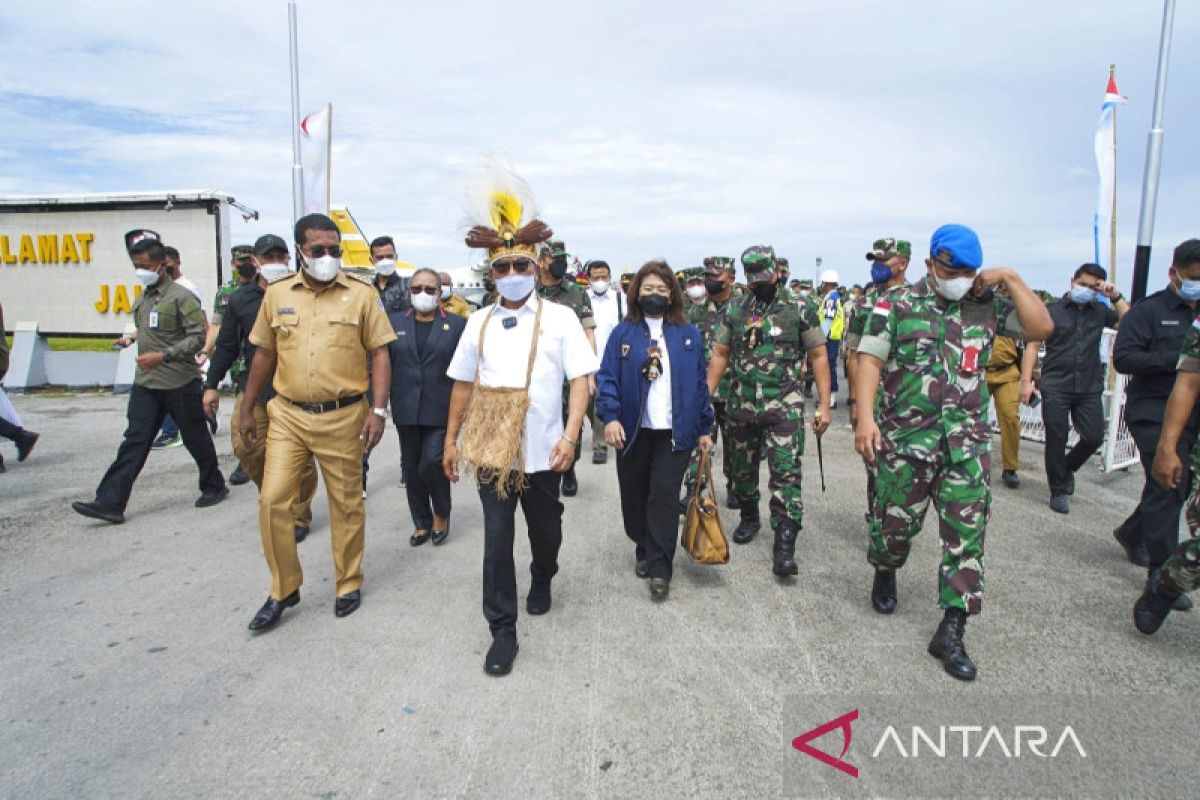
[932,271,974,302]
[134,267,161,287]
[591,280,610,295]
[374,258,397,276]
[686,285,707,301]
[412,292,438,313]
[303,254,341,282]
[496,273,536,303]
[259,263,291,283]
[440,286,452,300]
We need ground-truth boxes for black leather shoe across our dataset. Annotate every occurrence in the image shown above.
[1001,470,1020,489]
[772,524,799,576]
[1049,494,1069,514]
[1174,593,1194,612]
[928,608,977,681]
[649,577,670,600]
[526,581,552,615]
[561,469,578,497]
[1113,526,1150,568]
[294,525,310,543]
[229,465,250,486]
[732,507,760,544]
[248,590,299,632]
[871,568,897,614]
[485,631,519,676]
[1134,571,1180,635]
[635,560,650,579]
[195,487,230,508]
[431,526,450,546]
[71,500,125,525]
[16,430,39,462]
[334,590,361,618]
[592,450,607,465]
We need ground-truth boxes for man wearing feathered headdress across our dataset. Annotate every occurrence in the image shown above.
[444,165,598,677]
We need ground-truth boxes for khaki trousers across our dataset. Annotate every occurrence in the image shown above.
[231,390,318,526]
[987,378,1021,472]
[260,397,367,600]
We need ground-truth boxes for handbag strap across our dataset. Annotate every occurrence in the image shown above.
[691,448,718,503]
[474,296,544,390]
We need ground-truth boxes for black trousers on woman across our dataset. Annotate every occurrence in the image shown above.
[397,425,451,530]
[615,428,693,581]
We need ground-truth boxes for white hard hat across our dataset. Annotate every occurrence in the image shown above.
[820,269,839,284]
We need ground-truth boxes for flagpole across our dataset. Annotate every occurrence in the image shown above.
[1108,64,1118,286]
[288,0,304,222]
[325,103,332,214]
[1132,0,1176,302]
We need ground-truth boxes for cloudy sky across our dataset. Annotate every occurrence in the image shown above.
[1,1,1197,291]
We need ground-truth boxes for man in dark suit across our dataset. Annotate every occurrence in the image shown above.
[388,268,467,546]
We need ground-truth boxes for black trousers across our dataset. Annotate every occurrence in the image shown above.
[0,415,21,441]
[478,470,563,634]
[94,380,225,512]
[616,429,693,580]
[398,425,451,530]
[1041,390,1105,495]
[1118,419,1197,569]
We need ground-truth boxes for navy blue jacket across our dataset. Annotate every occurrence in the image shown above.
[596,318,714,452]
[387,308,466,427]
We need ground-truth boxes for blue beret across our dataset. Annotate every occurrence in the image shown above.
[929,224,983,271]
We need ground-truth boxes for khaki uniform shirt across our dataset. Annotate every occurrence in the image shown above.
[133,275,207,390]
[249,271,397,404]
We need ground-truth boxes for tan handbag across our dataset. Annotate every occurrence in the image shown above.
[681,449,730,565]
[458,299,543,498]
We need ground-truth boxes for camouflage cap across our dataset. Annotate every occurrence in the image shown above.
[231,243,255,260]
[545,239,568,259]
[865,237,912,261]
[740,245,777,281]
[776,256,790,271]
[682,266,705,281]
[703,256,736,274]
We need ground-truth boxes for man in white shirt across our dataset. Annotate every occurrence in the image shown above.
[445,240,598,677]
[584,259,624,464]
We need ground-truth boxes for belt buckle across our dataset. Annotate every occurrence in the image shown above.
[301,401,322,414]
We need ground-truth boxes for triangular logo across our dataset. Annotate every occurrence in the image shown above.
[791,709,859,778]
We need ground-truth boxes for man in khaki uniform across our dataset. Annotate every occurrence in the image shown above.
[240,213,397,632]
[985,334,1023,488]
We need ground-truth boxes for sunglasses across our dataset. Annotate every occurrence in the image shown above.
[492,259,533,275]
[304,245,343,258]
[410,285,439,296]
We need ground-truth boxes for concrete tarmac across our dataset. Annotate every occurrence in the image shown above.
[0,392,1195,798]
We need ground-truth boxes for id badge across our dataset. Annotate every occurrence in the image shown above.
[148,311,159,329]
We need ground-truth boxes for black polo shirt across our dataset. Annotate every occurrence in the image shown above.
[1039,294,1119,395]
[1113,287,1200,426]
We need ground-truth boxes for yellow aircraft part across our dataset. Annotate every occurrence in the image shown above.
[329,206,374,268]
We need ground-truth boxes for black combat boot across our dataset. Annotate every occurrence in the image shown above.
[725,483,740,510]
[1133,569,1182,635]
[772,523,799,576]
[927,608,977,681]
[731,504,761,544]
[870,568,897,614]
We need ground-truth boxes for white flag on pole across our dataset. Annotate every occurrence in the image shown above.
[300,103,331,215]
[1093,76,1126,269]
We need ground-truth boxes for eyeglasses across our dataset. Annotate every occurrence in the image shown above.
[304,245,343,259]
[410,286,439,296]
[492,259,533,275]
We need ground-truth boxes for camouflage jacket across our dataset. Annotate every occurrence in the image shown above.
[211,280,241,324]
[688,293,735,401]
[1177,315,1200,374]
[539,279,596,329]
[844,281,909,352]
[714,285,825,419]
[858,276,1024,463]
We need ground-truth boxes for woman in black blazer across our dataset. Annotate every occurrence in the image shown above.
[387,268,468,546]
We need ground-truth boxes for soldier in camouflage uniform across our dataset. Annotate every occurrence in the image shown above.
[854,224,1051,680]
[1140,295,1200,634]
[538,239,597,497]
[708,245,831,577]
[683,257,740,509]
[682,266,707,308]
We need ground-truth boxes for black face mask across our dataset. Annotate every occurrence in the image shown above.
[548,258,569,280]
[236,261,257,280]
[638,294,669,317]
[704,278,725,295]
[751,282,777,304]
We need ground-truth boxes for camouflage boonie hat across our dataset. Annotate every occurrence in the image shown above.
[231,244,254,260]
[741,245,777,281]
[703,256,736,274]
[865,237,912,261]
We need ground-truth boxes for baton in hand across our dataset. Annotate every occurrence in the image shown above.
[814,411,826,493]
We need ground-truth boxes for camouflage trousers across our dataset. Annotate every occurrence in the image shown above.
[727,406,806,532]
[1161,447,1200,593]
[685,400,734,492]
[867,448,990,614]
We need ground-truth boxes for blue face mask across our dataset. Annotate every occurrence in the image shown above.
[870,261,893,285]
[1069,285,1097,305]
[1178,278,1200,302]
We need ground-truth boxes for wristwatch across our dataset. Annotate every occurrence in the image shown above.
[162,352,172,363]
[371,407,388,419]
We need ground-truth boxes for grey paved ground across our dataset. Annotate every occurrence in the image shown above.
[0,392,1195,798]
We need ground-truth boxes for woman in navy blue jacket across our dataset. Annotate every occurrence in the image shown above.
[596,261,714,600]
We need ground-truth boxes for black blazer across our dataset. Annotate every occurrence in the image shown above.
[387,308,467,427]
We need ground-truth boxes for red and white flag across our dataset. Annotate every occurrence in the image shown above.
[300,103,331,215]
